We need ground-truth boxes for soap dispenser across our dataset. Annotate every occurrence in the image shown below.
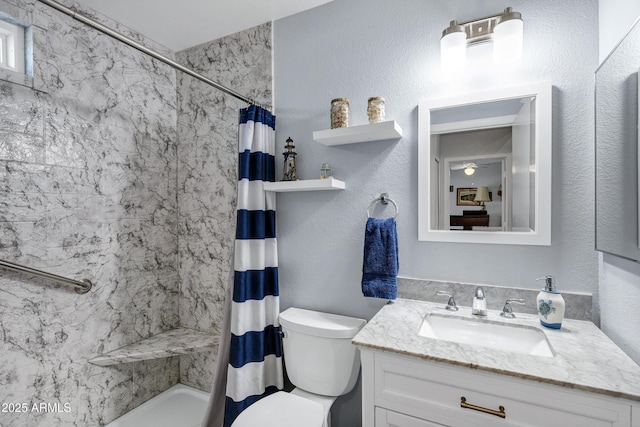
[536,276,565,329]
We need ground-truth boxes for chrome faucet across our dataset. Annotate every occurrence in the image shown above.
[500,298,526,318]
[472,286,487,316]
[436,290,458,311]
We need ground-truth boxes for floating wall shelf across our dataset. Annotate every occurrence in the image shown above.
[264,177,346,192]
[313,120,403,146]
[88,328,218,367]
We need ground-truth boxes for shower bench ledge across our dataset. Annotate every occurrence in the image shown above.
[88,328,218,367]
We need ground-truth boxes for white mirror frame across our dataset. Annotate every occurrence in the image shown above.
[418,82,552,245]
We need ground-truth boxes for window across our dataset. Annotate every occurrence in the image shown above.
[0,18,25,74]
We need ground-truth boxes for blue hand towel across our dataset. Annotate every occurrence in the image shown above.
[361,217,398,299]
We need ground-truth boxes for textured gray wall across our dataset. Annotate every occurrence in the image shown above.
[274,1,598,425]
[274,0,598,317]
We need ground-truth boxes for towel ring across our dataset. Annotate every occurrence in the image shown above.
[367,193,399,219]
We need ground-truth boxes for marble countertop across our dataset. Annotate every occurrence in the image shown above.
[352,298,640,402]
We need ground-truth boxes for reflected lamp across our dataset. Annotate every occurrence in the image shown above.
[475,186,491,213]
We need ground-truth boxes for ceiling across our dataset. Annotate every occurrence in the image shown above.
[71,0,335,51]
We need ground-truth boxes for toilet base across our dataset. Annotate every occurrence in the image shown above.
[291,388,337,427]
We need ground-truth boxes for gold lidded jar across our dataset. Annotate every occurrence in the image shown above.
[367,96,385,123]
[331,98,350,128]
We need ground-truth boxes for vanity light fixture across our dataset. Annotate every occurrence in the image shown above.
[440,7,523,71]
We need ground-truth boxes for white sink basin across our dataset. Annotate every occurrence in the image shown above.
[418,314,555,358]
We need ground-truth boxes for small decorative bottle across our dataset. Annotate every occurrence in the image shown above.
[536,275,565,329]
[367,96,385,123]
[331,98,350,128]
[282,137,298,181]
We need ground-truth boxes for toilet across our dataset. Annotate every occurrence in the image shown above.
[231,307,367,427]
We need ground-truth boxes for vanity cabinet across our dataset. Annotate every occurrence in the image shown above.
[361,350,639,427]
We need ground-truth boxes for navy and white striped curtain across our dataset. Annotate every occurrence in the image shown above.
[224,105,283,427]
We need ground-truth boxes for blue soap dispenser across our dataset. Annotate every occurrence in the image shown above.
[536,275,565,329]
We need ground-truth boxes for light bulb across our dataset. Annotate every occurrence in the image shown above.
[493,11,523,63]
[441,21,467,71]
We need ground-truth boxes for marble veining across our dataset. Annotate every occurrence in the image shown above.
[353,298,640,401]
[1,0,271,425]
[175,22,272,391]
[398,276,593,321]
[88,328,218,367]
[0,0,180,426]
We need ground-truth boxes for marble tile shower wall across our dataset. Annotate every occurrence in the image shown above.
[175,22,273,391]
[0,0,180,426]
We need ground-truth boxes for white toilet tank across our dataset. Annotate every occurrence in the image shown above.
[279,308,367,397]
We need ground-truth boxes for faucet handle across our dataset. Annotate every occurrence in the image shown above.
[500,298,526,318]
[436,291,459,311]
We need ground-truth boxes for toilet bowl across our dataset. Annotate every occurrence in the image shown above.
[230,390,331,427]
[231,307,366,427]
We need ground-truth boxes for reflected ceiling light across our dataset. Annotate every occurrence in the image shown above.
[464,167,475,176]
[440,7,523,71]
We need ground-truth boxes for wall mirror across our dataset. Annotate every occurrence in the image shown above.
[595,18,640,262]
[418,82,552,245]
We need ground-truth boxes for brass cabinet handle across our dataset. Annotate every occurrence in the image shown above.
[460,396,506,419]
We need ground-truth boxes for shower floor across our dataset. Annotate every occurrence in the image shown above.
[105,384,209,427]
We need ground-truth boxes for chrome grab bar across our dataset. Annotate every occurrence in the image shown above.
[0,259,92,294]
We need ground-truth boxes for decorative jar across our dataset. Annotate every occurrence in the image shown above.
[331,98,350,128]
[367,96,385,123]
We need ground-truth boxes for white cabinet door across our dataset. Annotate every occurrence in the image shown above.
[375,408,448,427]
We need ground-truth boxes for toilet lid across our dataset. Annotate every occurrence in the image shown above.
[231,391,324,427]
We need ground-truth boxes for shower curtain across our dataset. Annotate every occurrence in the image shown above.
[202,105,283,427]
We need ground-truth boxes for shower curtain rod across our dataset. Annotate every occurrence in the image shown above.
[38,0,266,109]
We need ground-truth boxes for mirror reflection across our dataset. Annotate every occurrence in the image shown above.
[418,83,552,245]
[431,97,535,232]
[595,18,640,261]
